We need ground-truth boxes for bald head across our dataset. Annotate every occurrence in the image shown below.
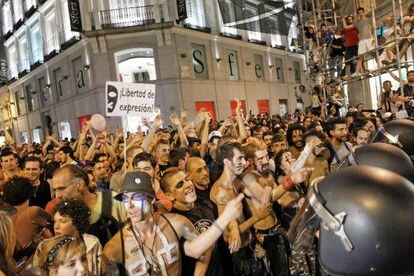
[186,157,210,190]
[51,165,87,199]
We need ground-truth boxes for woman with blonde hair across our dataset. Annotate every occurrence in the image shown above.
[0,211,16,275]
[36,235,88,276]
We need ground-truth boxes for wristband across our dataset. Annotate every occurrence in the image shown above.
[283,177,295,190]
[212,220,224,233]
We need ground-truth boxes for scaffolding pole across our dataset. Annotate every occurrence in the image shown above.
[391,0,406,104]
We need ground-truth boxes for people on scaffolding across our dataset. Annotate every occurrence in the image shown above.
[301,4,414,83]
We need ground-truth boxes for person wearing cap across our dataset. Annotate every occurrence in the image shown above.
[204,130,222,170]
[102,170,244,275]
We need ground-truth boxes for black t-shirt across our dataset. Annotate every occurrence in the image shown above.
[29,180,52,209]
[173,200,225,276]
[195,186,214,209]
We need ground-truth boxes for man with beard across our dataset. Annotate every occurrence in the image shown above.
[327,117,353,170]
[397,70,414,116]
[102,171,244,275]
[91,159,110,191]
[186,157,212,204]
[352,127,369,147]
[55,146,77,166]
[210,142,311,275]
[302,131,330,185]
[243,143,289,275]
[378,80,393,114]
[286,124,306,159]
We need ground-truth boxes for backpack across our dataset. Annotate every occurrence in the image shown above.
[87,190,123,246]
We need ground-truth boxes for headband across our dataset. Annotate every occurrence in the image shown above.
[44,236,78,270]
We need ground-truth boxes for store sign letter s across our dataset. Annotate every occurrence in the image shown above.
[192,50,205,74]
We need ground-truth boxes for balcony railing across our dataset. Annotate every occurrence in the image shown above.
[98,6,156,29]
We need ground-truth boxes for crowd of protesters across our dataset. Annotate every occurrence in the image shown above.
[0,95,412,276]
[299,4,414,81]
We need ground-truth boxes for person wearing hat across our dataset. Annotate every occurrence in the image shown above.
[204,130,222,170]
[102,170,244,275]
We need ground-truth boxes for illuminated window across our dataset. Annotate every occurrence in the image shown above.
[245,4,261,41]
[18,36,29,71]
[30,23,43,63]
[44,9,59,54]
[115,48,157,83]
[7,46,18,78]
[2,1,13,34]
[218,0,237,35]
[13,0,23,23]
[185,0,206,27]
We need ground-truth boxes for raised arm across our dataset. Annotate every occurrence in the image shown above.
[142,114,162,152]
[170,113,189,148]
[168,194,244,259]
[235,99,246,141]
[199,112,210,159]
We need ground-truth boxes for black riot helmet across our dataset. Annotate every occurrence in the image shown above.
[370,119,414,156]
[288,166,414,275]
[353,143,414,182]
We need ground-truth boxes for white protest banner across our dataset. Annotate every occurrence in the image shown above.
[106,81,156,117]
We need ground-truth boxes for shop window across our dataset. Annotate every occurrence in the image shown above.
[279,99,288,116]
[115,48,157,83]
[58,121,72,140]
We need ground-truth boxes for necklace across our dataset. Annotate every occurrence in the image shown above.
[130,222,162,275]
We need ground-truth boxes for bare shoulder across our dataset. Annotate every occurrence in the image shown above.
[163,213,196,239]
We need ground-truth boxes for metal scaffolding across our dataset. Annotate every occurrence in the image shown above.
[299,0,414,112]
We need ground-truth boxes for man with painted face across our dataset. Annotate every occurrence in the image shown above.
[286,124,306,159]
[210,141,312,275]
[302,130,330,185]
[160,167,221,275]
[102,171,244,275]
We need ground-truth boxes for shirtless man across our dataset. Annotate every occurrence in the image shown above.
[103,171,244,275]
[244,142,313,275]
[210,142,311,274]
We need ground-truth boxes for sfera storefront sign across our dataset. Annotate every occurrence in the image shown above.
[106,81,156,117]
[68,0,82,32]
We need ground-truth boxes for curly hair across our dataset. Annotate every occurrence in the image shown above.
[53,198,91,235]
[3,177,34,206]
[286,124,306,147]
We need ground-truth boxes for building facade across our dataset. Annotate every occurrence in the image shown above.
[0,0,308,143]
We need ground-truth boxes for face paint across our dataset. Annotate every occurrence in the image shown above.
[107,84,119,113]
